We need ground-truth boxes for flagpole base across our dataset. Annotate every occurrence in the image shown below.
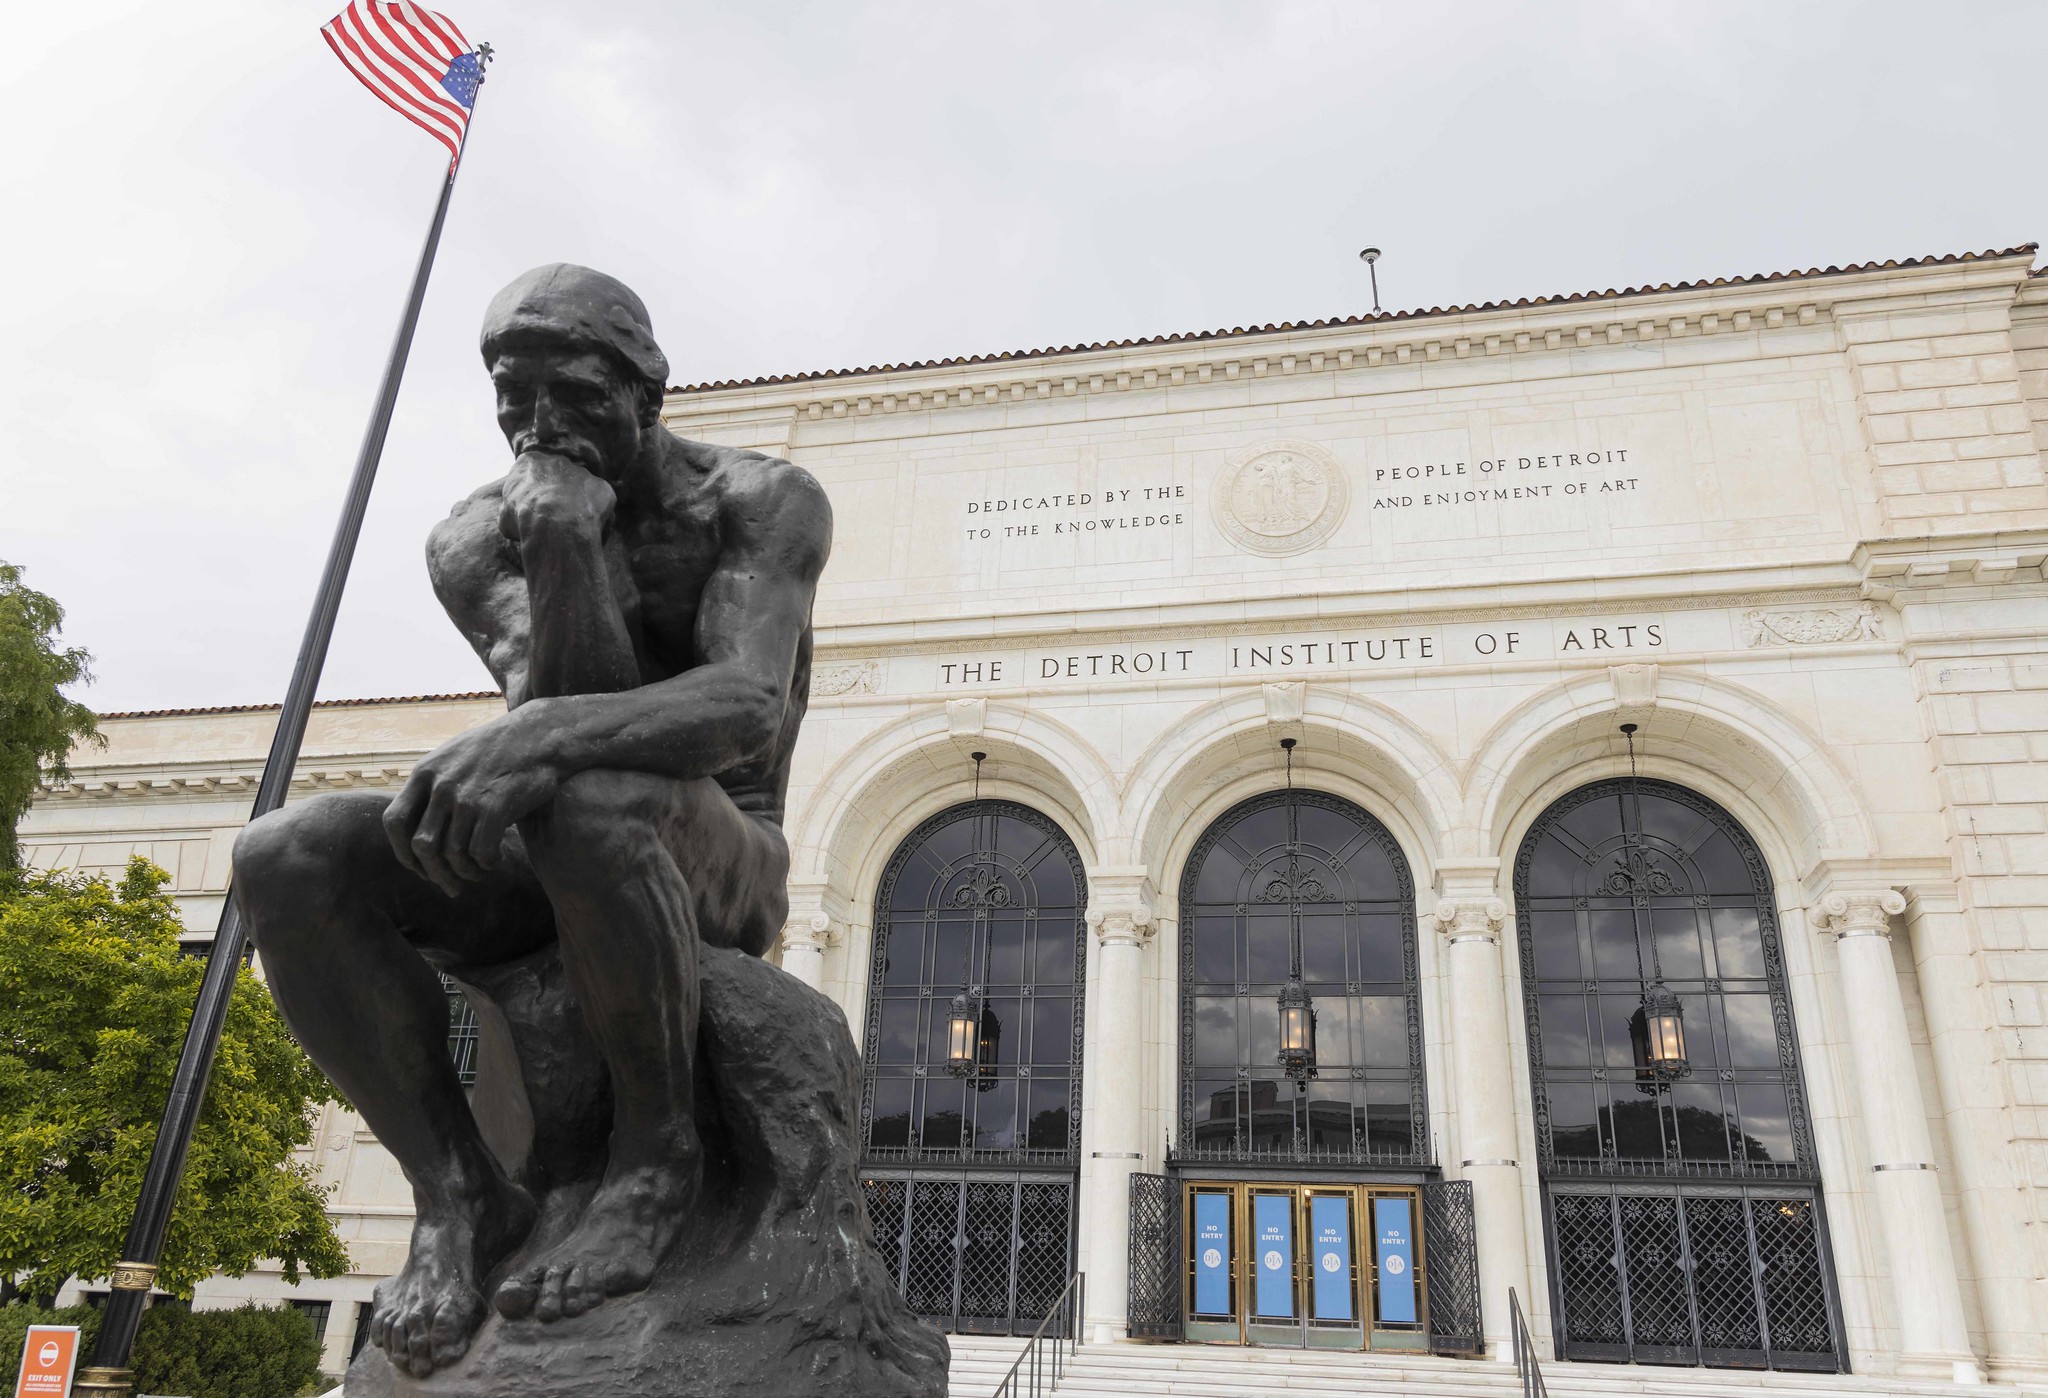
[75,1367,135,1397]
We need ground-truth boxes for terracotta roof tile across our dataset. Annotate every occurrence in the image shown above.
[99,692,501,720]
[665,245,2038,395]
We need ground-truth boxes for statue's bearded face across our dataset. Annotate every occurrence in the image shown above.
[490,344,647,479]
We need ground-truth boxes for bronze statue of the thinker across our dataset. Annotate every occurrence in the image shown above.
[234,266,945,1396]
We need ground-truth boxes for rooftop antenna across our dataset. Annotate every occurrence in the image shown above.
[1358,246,1383,314]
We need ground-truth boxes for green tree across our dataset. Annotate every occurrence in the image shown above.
[0,561,101,870]
[3,1302,328,1398]
[0,859,348,1301]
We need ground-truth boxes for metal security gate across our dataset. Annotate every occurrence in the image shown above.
[1546,1184,1842,1371]
[1421,1179,1482,1356]
[1127,1173,1181,1339]
[862,1170,1076,1336]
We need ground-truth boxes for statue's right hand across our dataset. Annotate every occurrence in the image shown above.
[500,451,616,543]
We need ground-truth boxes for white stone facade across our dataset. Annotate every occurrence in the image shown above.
[23,249,2048,1383]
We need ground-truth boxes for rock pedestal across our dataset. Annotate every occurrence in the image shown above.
[344,945,949,1398]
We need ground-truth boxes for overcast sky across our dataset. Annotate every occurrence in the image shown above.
[4,1,2043,714]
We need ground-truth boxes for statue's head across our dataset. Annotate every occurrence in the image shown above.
[480,264,670,478]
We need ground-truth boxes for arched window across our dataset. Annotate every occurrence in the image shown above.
[1177,790,1426,1164]
[1515,778,1813,1176]
[1515,777,1843,1371]
[860,801,1087,1163]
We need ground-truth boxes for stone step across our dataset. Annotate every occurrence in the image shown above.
[944,1337,2037,1398]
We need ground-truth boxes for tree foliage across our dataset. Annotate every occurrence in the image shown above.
[0,561,101,869]
[0,859,348,1299]
[3,1301,327,1398]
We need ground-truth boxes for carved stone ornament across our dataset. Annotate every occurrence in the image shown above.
[811,659,881,696]
[1432,897,1508,942]
[1744,604,1884,647]
[780,910,837,955]
[1212,439,1350,557]
[1814,888,1907,937]
[1086,904,1156,946]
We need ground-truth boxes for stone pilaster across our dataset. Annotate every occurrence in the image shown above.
[1815,888,1982,1383]
[1080,869,1157,1343]
[1431,874,1534,1361]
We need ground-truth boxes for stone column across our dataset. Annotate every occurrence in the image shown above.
[1080,871,1157,1344]
[1816,889,1981,1384]
[1432,888,1534,1362]
[1901,889,2042,1378]
[778,910,837,993]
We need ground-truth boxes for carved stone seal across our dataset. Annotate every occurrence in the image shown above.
[1212,440,1349,556]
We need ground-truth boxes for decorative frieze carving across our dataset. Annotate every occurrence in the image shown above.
[1744,604,1883,647]
[811,659,881,696]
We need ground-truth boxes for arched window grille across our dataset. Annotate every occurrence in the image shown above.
[859,801,1087,1164]
[1177,789,1427,1165]
[1516,777,1844,1371]
[1514,778,1815,1177]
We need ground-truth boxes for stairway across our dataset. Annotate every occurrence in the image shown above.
[946,1334,2041,1398]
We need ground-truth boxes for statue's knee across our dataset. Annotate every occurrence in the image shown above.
[233,796,367,932]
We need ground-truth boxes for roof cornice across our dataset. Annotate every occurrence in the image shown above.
[661,247,2037,421]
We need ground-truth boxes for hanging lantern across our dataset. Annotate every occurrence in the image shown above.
[1277,975,1318,1081]
[1628,979,1689,1091]
[945,989,981,1078]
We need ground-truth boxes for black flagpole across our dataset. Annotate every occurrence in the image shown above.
[77,54,490,1398]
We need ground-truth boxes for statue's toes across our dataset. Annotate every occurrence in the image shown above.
[429,1293,480,1370]
[602,1252,655,1298]
[534,1264,571,1323]
[561,1263,604,1318]
[403,1309,437,1377]
[494,1267,540,1320]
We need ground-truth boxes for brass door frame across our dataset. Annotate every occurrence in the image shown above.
[1180,1180,1430,1349]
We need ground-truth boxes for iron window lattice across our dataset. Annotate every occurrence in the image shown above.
[862,1170,1077,1336]
[1514,777,1819,1180]
[859,800,1088,1165]
[1176,788,1430,1166]
[1516,777,1843,1371]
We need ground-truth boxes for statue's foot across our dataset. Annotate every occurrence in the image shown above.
[493,1162,693,1322]
[371,1176,537,1377]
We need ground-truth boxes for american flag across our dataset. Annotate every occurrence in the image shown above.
[322,1,483,164]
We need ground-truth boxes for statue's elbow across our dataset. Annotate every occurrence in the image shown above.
[735,682,787,760]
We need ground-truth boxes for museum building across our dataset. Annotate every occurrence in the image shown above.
[23,246,2048,1387]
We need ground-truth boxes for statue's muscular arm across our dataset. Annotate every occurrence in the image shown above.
[388,456,831,896]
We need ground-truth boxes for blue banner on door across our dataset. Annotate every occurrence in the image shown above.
[1374,1196,1416,1324]
[1192,1192,1231,1315]
[1309,1195,1354,1321]
[1253,1194,1294,1318]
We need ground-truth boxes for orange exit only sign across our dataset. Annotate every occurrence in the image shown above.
[11,1326,80,1398]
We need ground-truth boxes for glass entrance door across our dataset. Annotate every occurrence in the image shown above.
[1181,1181,1428,1350]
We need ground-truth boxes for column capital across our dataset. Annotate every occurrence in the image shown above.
[1085,868,1158,947]
[780,909,839,955]
[1814,888,1907,938]
[1433,897,1508,944]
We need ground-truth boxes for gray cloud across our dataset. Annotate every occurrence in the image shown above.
[3,0,2041,710]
